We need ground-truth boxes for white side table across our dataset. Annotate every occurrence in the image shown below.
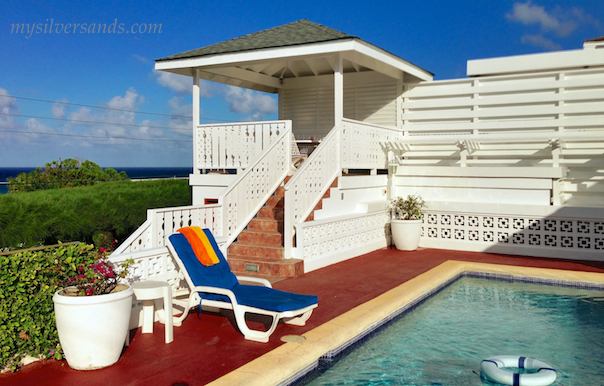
[132,280,174,344]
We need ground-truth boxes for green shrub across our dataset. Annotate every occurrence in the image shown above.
[0,179,191,250]
[0,243,98,371]
[7,158,127,193]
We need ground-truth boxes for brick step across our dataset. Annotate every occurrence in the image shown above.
[274,186,285,197]
[227,255,304,278]
[265,195,284,208]
[228,242,284,260]
[248,218,283,232]
[237,229,283,245]
[257,207,283,220]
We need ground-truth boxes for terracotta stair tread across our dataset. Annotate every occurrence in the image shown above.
[265,195,284,208]
[228,242,285,260]
[238,230,283,245]
[248,218,284,232]
[257,207,284,220]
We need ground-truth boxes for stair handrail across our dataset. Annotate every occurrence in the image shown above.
[284,124,341,259]
[113,121,292,256]
[219,120,292,247]
[112,203,223,254]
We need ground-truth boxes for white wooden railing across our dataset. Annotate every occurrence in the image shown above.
[113,121,291,258]
[284,124,341,259]
[284,119,405,259]
[220,122,292,245]
[341,118,402,169]
[194,120,289,171]
[113,204,223,254]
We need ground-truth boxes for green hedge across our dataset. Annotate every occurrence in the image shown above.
[0,243,98,371]
[7,158,128,193]
[0,179,191,249]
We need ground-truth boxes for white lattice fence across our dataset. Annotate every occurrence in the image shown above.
[420,205,604,261]
[151,205,223,248]
[113,219,153,254]
[195,121,289,170]
[284,124,340,257]
[295,211,390,271]
[341,118,402,169]
[221,127,291,245]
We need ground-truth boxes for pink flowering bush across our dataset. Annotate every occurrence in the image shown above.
[92,231,117,252]
[66,248,133,296]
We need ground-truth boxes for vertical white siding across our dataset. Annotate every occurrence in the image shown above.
[281,79,398,139]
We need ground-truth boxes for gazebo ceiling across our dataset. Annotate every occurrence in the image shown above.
[155,20,433,93]
[189,55,376,93]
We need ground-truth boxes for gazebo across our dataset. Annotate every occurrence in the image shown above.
[150,19,435,277]
[155,19,432,142]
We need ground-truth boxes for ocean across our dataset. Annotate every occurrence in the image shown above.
[0,166,193,194]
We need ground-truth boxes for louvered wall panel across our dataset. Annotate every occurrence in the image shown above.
[282,81,398,139]
[354,83,397,127]
[281,88,318,139]
[316,87,335,139]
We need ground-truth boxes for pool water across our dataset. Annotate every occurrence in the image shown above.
[301,277,604,385]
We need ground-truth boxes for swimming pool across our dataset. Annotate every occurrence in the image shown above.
[298,276,604,385]
[207,262,604,386]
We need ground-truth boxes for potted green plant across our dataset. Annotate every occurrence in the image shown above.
[52,244,134,370]
[389,194,426,251]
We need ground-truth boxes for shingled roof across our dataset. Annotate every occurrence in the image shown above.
[584,35,604,43]
[156,19,355,62]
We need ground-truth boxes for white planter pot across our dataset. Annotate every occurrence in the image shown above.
[391,219,422,251]
[53,284,133,370]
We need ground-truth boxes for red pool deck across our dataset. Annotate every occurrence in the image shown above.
[4,247,604,386]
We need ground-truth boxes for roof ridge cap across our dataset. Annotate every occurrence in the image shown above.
[299,19,355,39]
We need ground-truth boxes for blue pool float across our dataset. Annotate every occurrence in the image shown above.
[480,355,556,386]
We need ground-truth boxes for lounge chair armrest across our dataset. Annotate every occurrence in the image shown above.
[190,286,239,306]
[235,276,272,288]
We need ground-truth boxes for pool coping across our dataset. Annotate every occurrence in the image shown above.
[206,261,604,386]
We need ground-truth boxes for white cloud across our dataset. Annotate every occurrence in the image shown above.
[506,1,577,37]
[156,71,191,94]
[224,86,277,120]
[133,54,150,63]
[52,100,68,118]
[24,117,53,132]
[0,87,19,129]
[106,88,142,110]
[154,70,212,97]
[1,88,194,167]
[166,96,193,132]
[520,34,562,51]
[70,106,96,125]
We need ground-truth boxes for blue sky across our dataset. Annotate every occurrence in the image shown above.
[1,0,603,167]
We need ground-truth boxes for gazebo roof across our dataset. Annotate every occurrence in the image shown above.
[584,35,604,43]
[157,19,354,62]
[155,20,433,93]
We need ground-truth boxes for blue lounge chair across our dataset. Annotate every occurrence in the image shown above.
[167,227,318,343]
